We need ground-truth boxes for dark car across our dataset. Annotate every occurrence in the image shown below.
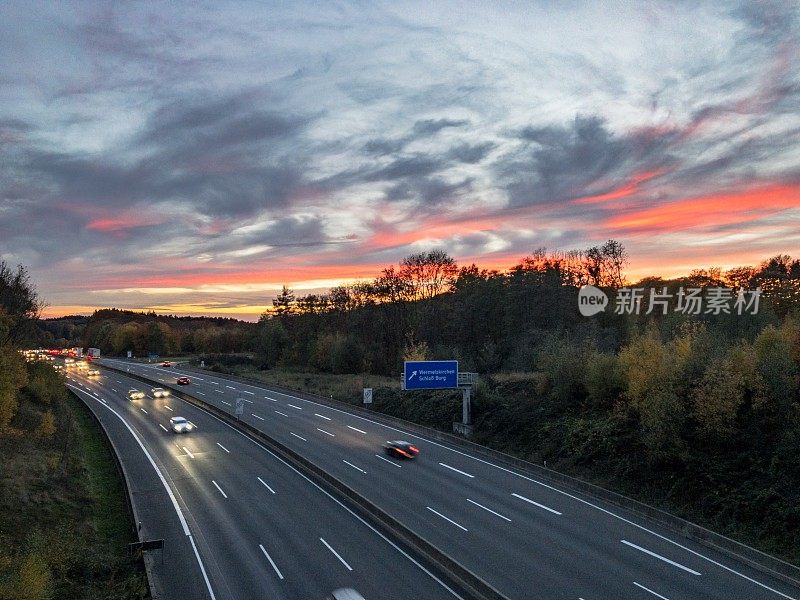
[177,376,190,385]
[383,440,419,459]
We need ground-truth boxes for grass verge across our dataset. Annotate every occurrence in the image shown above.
[0,388,149,599]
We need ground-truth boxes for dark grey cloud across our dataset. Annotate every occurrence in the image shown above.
[446,142,495,164]
[362,118,472,157]
[411,118,468,135]
[502,115,671,208]
[385,176,472,205]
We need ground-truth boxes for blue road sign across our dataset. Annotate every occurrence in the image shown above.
[404,360,458,390]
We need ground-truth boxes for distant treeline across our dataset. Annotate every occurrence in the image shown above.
[37,243,800,378]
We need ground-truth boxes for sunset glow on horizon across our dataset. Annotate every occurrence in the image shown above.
[3,2,799,321]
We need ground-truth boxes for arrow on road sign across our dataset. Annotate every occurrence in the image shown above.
[408,371,417,381]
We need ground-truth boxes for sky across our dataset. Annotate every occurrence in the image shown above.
[1,1,799,321]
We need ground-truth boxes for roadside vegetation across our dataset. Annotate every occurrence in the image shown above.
[0,261,148,599]
[36,244,800,564]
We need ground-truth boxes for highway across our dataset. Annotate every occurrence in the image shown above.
[66,367,462,600]
[99,358,800,600]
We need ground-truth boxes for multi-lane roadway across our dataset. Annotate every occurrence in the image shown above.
[67,367,461,600]
[92,358,800,600]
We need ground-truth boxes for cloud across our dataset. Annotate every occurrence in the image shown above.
[1,0,799,318]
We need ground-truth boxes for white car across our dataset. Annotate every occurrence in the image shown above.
[169,417,195,433]
[87,369,100,376]
[128,389,145,400]
[152,387,169,398]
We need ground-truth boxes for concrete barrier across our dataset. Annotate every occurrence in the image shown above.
[101,362,507,600]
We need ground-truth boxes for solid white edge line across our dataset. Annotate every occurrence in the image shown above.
[259,544,284,579]
[216,442,230,453]
[439,462,475,478]
[211,480,228,499]
[317,428,335,437]
[189,534,216,599]
[511,493,562,515]
[314,413,332,420]
[343,460,365,473]
[633,581,671,599]
[68,385,216,600]
[622,540,701,575]
[257,477,276,494]
[320,538,353,571]
[467,498,512,522]
[290,432,306,441]
[375,454,402,468]
[426,506,468,532]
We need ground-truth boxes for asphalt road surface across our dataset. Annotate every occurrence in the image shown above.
[67,368,462,600]
[98,358,800,600]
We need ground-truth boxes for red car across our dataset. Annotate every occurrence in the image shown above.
[176,376,190,385]
[383,440,419,459]
[162,361,172,367]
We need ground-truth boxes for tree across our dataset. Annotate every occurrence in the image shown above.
[0,261,44,346]
[601,239,628,288]
[272,285,295,316]
[0,350,27,429]
[399,250,458,300]
[38,410,56,437]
